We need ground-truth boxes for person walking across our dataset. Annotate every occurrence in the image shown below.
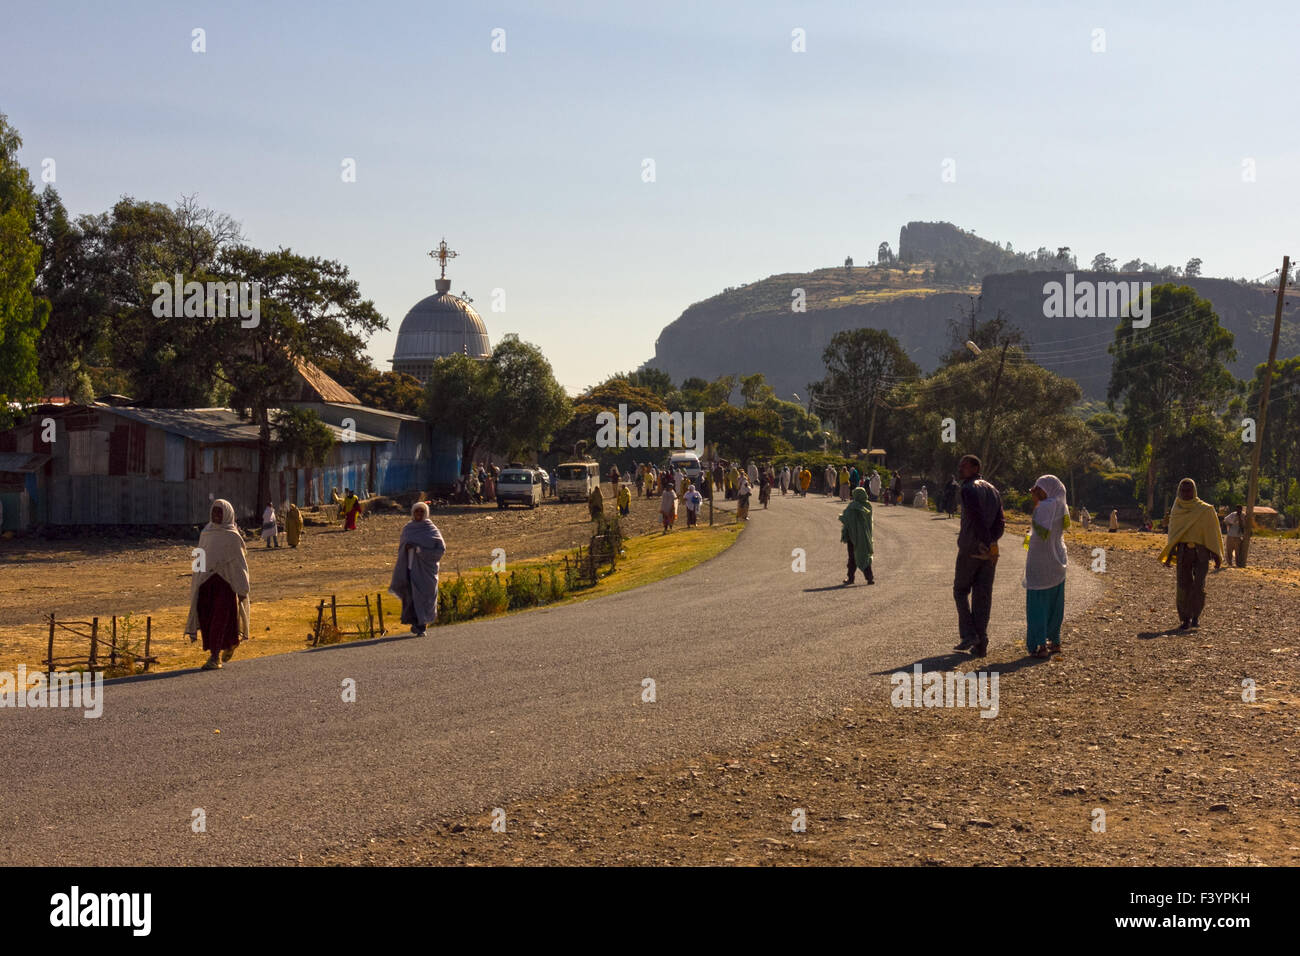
[799,466,811,497]
[1160,478,1223,630]
[736,473,752,521]
[284,501,303,548]
[824,464,836,497]
[1108,509,1119,533]
[759,472,772,509]
[891,473,903,508]
[389,501,446,636]
[617,482,632,517]
[684,481,702,527]
[952,455,1004,658]
[1079,506,1091,531]
[1223,504,1246,567]
[1023,475,1069,658]
[261,501,279,548]
[868,470,882,502]
[838,465,851,501]
[942,476,959,518]
[660,481,678,532]
[184,499,250,671]
[839,486,875,585]
[780,465,790,496]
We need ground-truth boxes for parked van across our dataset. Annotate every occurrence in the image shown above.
[668,452,703,482]
[556,460,599,502]
[496,467,543,508]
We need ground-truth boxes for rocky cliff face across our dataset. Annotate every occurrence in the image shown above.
[648,268,1290,401]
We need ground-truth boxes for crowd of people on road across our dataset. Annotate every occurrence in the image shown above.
[187,447,1242,671]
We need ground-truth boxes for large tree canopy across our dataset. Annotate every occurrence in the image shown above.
[808,328,920,452]
[0,112,48,424]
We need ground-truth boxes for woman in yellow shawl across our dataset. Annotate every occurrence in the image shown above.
[1159,478,1223,630]
[284,502,303,548]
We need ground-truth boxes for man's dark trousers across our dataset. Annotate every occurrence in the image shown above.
[954,554,997,645]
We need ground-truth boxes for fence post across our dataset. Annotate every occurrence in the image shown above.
[313,599,325,646]
[110,615,118,670]
[144,616,152,673]
[330,594,338,628]
[376,592,385,635]
[89,617,98,670]
[364,594,374,639]
[47,614,55,680]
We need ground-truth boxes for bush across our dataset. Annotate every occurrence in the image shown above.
[475,573,509,616]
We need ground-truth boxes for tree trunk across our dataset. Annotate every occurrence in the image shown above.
[256,405,273,522]
[1144,455,1156,516]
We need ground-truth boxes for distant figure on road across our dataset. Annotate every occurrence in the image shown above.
[1108,509,1118,533]
[617,483,631,517]
[284,502,303,548]
[185,499,250,671]
[840,486,875,585]
[838,465,850,501]
[1223,504,1246,567]
[868,471,881,502]
[891,473,903,508]
[942,476,959,518]
[913,485,928,509]
[588,484,604,521]
[1024,475,1069,658]
[389,501,446,636]
[953,455,1004,658]
[1160,478,1223,631]
[737,474,752,521]
[799,466,811,497]
[824,464,836,496]
[759,472,772,509]
[261,501,279,548]
[780,465,790,495]
[1079,506,1091,531]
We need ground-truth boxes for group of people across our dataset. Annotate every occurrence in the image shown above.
[186,497,449,669]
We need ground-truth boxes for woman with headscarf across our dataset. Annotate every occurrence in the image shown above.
[1159,478,1223,630]
[759,471,771,509]
[660,480,678,532]
[284,502,303,548]
[617,482,632,517]
[839,486,875,585]
[389,501,446,636]
[1108,509,1119,533]
[588,484,605,521]
[736,473,752,521]
[799,466,811,496]
[1023,475,1070,658]
[184,499,250,671]
[838,465,851,501]
[340,489,361,530]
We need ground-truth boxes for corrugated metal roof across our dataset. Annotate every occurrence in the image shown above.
[293,355,361,404]
[0,452,50,472]
[101,407,262,443]
[315,401,423,422]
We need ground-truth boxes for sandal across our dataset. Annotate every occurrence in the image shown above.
[221,646,236,662]
[201,658,222,671]
[1047,643,1061,655]
[1031,647,1050,659]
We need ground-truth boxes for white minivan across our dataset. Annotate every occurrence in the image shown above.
[496,467,543,508]
[668,452,703,482]
[555,460,600,502]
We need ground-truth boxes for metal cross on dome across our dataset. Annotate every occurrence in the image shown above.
[429,238,458,279]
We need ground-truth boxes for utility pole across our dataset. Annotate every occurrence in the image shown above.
[865,391,879,456]
[1241,254,1289,566]
[979,339,1011,471]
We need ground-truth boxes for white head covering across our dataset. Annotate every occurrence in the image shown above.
[1032,475,1069,530]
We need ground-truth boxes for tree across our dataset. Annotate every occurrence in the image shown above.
[1185,257,1203,278]
[739,372,776,406]
[550,378,666,466]
[877,241,894,264]
[1108,284,1236,513]
[1245,355,1300,504]
[423,353,495,472]
[218,244,386,510]
[1091,253,1117,272]
[485,334,571,459]
[809,328,919,453]
[272,406,334,468]
[0,112,48,424]
[705,403,788,462]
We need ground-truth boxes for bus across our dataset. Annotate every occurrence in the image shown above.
[555,460,600,502]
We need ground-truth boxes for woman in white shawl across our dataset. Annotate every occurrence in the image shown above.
[389,501,447,636]
[1023,475,1069,658]
[660,482,678,532]
[185,499,250,670]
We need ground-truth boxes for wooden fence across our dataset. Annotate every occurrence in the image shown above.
[43,613,158,676]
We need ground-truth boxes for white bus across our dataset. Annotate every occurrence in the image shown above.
[555,460,600,502]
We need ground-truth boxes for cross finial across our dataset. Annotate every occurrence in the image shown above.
[429,238,458,280]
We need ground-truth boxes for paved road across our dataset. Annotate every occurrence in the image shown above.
[1,495,1101,864]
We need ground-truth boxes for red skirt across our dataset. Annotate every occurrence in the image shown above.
[197,574,241,652]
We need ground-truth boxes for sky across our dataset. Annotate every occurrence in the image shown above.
[3,0,1296,393]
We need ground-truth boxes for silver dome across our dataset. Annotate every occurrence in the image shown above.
[391,281,490,382]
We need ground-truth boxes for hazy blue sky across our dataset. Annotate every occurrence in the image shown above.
[3,0,1295,391]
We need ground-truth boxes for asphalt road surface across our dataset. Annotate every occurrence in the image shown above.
[1,495,1102,865]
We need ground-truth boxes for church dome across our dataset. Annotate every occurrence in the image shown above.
[391,273,491,384]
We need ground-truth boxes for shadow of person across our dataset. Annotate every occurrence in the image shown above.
[870,652,969,676]
[1137,627,1184,640]
[803,583,862,593]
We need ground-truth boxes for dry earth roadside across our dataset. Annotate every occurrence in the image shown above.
[320,528,1300,866]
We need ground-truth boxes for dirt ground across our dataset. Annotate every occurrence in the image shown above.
[317,527,1300,866]
[0,482,693,671]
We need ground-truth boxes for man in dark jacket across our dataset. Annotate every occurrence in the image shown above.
[952,454,1004,657]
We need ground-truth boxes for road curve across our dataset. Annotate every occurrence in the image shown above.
[1,495,1102,865]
